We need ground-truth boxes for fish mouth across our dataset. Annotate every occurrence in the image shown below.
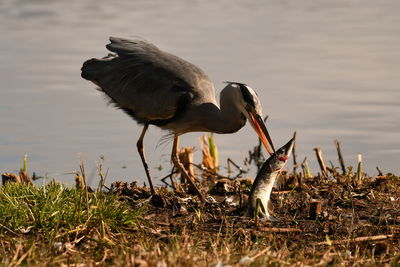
[246,109,275,155]
[278,156,289,162]
[279,132,296,160]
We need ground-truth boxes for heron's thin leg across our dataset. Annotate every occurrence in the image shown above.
[137,124,155,195]
[171,135,205,203]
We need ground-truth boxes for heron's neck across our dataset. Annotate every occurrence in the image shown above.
[199,92,246,134]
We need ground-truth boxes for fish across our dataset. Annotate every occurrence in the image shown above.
[247,134,295,220]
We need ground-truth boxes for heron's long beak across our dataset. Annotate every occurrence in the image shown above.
[247,111,276,155]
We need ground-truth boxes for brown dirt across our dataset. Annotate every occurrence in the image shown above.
[110,171,400,264]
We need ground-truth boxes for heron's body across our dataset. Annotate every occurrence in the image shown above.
[81,38,247,135]
[81,37,274,200]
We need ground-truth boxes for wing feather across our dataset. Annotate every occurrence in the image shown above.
[81,37,215,123]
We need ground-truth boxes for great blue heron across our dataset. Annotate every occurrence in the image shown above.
[81,37,275,201]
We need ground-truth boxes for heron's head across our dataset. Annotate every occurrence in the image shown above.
[225,81,275,155]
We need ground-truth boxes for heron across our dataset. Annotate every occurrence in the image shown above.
[81,37,275,201]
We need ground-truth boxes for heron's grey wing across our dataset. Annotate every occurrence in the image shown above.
[81,37,216,124]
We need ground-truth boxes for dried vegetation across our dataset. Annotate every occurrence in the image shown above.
[1,137,399,266]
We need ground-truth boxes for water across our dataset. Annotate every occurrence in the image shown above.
[1,0,399,186]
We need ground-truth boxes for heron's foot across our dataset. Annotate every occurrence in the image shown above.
[150,193,165,207]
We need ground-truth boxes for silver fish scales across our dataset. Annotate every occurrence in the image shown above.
[247,134,295,220]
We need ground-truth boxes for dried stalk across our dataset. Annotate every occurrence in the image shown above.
[2,155,32,185]
[0,222,20,236]
[309,200,322,220]
[376,166,383,176]
[227,158,246,178]
[75,173,83,189]
[356,153,363,185]
[178,147,195,179]
[334,140,346,175]
[314,147,328,178]
[2,173,21,185]
[317,234,394,245]
[259,227,302,233]
[80,159,90,222]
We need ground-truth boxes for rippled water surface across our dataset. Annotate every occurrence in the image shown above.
[1,0,399,186]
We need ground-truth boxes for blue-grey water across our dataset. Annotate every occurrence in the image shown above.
[1,0,399,186]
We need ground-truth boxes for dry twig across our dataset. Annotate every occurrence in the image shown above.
[317,234,394,245]
[314,147,328,178]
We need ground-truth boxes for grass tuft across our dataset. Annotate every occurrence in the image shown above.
[0,180,145,235]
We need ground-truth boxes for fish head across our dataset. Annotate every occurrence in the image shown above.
[269,133,296,171]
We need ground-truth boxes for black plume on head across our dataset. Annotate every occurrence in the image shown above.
[224,81,256,109]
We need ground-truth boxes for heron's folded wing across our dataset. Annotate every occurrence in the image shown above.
[82,37,215,122]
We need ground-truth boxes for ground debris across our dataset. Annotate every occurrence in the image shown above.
[1,152,400,265]
[111,170,400,249]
